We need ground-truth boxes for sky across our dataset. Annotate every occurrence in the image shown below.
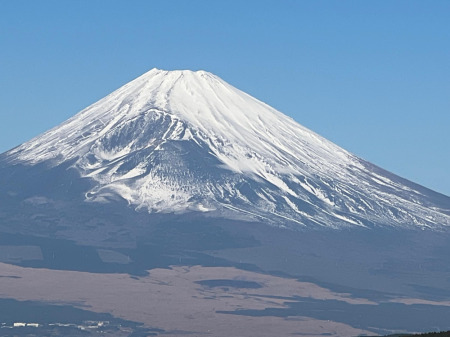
[0,0,449,196]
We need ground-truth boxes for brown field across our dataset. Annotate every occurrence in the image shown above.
[0,262,378,337]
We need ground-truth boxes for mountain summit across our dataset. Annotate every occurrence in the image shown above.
[3,69,449,229]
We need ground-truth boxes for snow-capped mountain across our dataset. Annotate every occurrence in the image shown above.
[2,69,449,229]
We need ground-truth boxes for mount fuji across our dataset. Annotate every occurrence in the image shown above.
[2,68,449,230]
[1,69,450,337]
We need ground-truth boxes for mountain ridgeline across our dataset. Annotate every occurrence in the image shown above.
[1,69,449,231]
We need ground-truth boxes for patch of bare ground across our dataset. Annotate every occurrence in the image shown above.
[0,262,379,336]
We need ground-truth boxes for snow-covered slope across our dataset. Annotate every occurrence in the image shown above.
[3,69,450,229]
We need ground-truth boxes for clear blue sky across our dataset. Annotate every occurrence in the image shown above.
[1,0,449,196]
